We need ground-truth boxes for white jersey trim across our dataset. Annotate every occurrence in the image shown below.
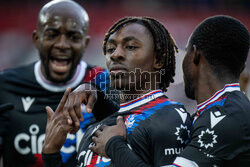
[34,60,87,92]
[118,90,164,113]
[197,83,240,111]
[173,156,199,167]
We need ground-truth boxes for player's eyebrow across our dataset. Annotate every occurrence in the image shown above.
[122,36,141,43]
[107,39,116,44]
[107,36,142,44]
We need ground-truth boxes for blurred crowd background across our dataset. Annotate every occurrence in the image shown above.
[0,0,249,85]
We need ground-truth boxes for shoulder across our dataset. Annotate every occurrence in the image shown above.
[195,91,250,129]
[146,97,191,153]
[224,91,250,115]
[203,91,250,132]
[193,99,246,136]
[147,96,192,134]
[221,91,250,137]
[189,92,250,159]
[0,63,34,82]
[153,96,191,123]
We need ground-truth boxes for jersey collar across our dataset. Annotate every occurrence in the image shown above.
[118,90,164,113]
[34,60,87,92]
[197,83,240,111]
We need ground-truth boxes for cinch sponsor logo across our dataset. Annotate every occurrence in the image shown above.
[14,124,82,155]
[14,124,45,155]
[164,147,184,155]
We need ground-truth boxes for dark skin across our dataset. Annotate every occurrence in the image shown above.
[43,88,72,154]
[33,1,90,83]
[183,42,240,104]
[43,22,163,155]
[42,84,98,153]
[38,0,99,153]
[62,83,98,133]
[105,23,162,103]
[90,30,242,158]
[91,116,126,157]
[90,23,164,156]
[239,71,249,93]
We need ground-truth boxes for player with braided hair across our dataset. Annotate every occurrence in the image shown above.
[90,15,250,167]
[102,17,178,92]
[42,16,191,166]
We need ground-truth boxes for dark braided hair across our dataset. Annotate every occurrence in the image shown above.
[102,17,178,92]
[190,15,249,79]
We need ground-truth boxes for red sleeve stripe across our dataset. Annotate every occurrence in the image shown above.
[83,66,105,82]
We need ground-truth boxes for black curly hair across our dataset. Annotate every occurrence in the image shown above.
[102,16,178,92]
[189,15,249,79]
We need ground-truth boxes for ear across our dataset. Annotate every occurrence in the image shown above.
[192,45,201,66]
[32,30,39,49]
[84,35,91,48]
[153,53,164,70]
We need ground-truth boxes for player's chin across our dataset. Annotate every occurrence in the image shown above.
[184,86,195,100]
[111,78,129,91]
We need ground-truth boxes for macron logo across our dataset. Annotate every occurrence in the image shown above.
[210,111,226,129]
[22,97,35,112]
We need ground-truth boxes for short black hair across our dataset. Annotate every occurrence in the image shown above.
[103,17,178,92]
[190,15,249,79]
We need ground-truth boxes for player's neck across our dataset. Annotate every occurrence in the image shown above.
[196,75,239,104]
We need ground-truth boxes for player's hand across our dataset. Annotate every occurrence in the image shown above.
[42,88,73,154]
[0,103,13,113]
[90,116,127,157]
[63,83,98,133]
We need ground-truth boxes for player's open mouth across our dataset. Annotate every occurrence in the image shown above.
[50,56,72,73]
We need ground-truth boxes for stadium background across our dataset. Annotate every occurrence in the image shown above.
[1,0,249,79]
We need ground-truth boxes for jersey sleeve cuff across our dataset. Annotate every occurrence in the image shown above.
[42,152,63,167]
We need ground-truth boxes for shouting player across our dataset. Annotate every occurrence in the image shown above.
[0,0,118,166]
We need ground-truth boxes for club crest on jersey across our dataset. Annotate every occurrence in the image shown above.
[174,124,190,144]
[125,115,136,128]
[198,128,217,149]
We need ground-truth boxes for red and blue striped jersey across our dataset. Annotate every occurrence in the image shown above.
[76,90,191,166]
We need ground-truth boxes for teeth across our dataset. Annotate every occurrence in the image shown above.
[55,58,69,61]
[51,56,70,60]
[51,63,68,73]
[52,59,68,66]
